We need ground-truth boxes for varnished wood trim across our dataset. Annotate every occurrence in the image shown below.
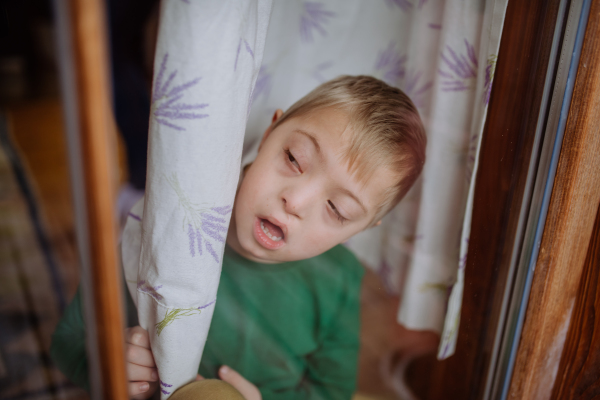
[508,1,600,398]
[551,202,600,399]
[69,0,128,398]
[408,0,563,398]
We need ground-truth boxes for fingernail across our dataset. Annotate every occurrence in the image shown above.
[140,383,149,392]
[151,371,158,380]
[220,366,229,374]
[133,333,141,344]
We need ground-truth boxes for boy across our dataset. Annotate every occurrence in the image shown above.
[51,75,426,399]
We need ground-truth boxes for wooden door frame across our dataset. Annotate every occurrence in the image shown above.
[509,0,600,397]
[54,0,128,398]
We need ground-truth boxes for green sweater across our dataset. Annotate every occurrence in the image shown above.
[50,245,364,399]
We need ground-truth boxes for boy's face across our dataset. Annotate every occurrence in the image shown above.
[227,107,397,263]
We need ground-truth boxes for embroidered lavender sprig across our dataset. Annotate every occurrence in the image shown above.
[402,69,433,109]
[152,53,208,131]
[384,0,413,11]
[252,66,272,103]
[300,2,335,43]
[374,42,407,86]
[311,61,333,83]
[234,38,255,71]
[155,308,202,336]
[438,39,478,92]
[137,280,164,301]
[168,175,232,263]
[160,380,172,395]
[483,55,498,105]
[198,299,216,310]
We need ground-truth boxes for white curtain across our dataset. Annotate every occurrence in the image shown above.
[244,0,508,359]
[122,1,272,398]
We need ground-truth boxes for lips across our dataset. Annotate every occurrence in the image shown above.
[253,217,286,250]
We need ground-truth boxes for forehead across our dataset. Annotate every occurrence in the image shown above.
[276,108,398,211]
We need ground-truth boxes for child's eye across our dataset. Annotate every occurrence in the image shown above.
[328,200,347,224]
[285,149,301,170]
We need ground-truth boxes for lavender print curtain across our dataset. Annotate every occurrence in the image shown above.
[121,1,272,398]
[244,0,508,359]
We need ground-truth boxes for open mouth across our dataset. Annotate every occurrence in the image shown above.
[253,217,286,250]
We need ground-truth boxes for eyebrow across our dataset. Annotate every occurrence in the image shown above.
[339,187,368,214]
[293,129,321,155]
[293,129,367,215]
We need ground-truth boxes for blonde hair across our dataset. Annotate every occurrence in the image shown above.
[272,75,427,222]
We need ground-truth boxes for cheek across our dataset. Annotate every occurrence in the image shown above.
[299,224,346,255]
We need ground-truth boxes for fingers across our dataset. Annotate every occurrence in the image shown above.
[127,362,158,382]
[125,326,152,349]
[129,381,159,399]
[219,366,262,400]
[124,326,158,399]
[125,342,156,368]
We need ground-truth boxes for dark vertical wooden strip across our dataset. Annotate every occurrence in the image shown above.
[508,0,600,397]
[68,0,128,398]
[408,1,563,399]
[551,203,600,399]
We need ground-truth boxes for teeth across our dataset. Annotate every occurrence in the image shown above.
[260,220,282,241]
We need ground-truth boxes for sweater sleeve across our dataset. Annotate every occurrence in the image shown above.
[50,287,90,391]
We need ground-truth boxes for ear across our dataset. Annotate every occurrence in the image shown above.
[258,109,284,151]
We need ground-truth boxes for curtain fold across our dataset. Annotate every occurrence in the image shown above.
[122,1,272,397]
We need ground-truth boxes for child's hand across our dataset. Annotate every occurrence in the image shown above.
[217,365,262,400]
[124,326,159,399]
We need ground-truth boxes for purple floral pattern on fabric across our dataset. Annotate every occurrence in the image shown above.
[300,2,335,43]
[403,69,433,109]
[152,53,208,131]
[168,175,232,263]
[137,280,164,301]
[311,61,333,83]
[385,0,413,11]
[234,38,255,71]
[159,380,173,395]
[428,23,442,29]
[438,39,478,92]
[483,55,497,105]
[374,42,407,86]
[198,299,216,310]
[128,212,142,222]
[252,66,272,104]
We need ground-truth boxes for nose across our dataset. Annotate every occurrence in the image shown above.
[281,184,315,219]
